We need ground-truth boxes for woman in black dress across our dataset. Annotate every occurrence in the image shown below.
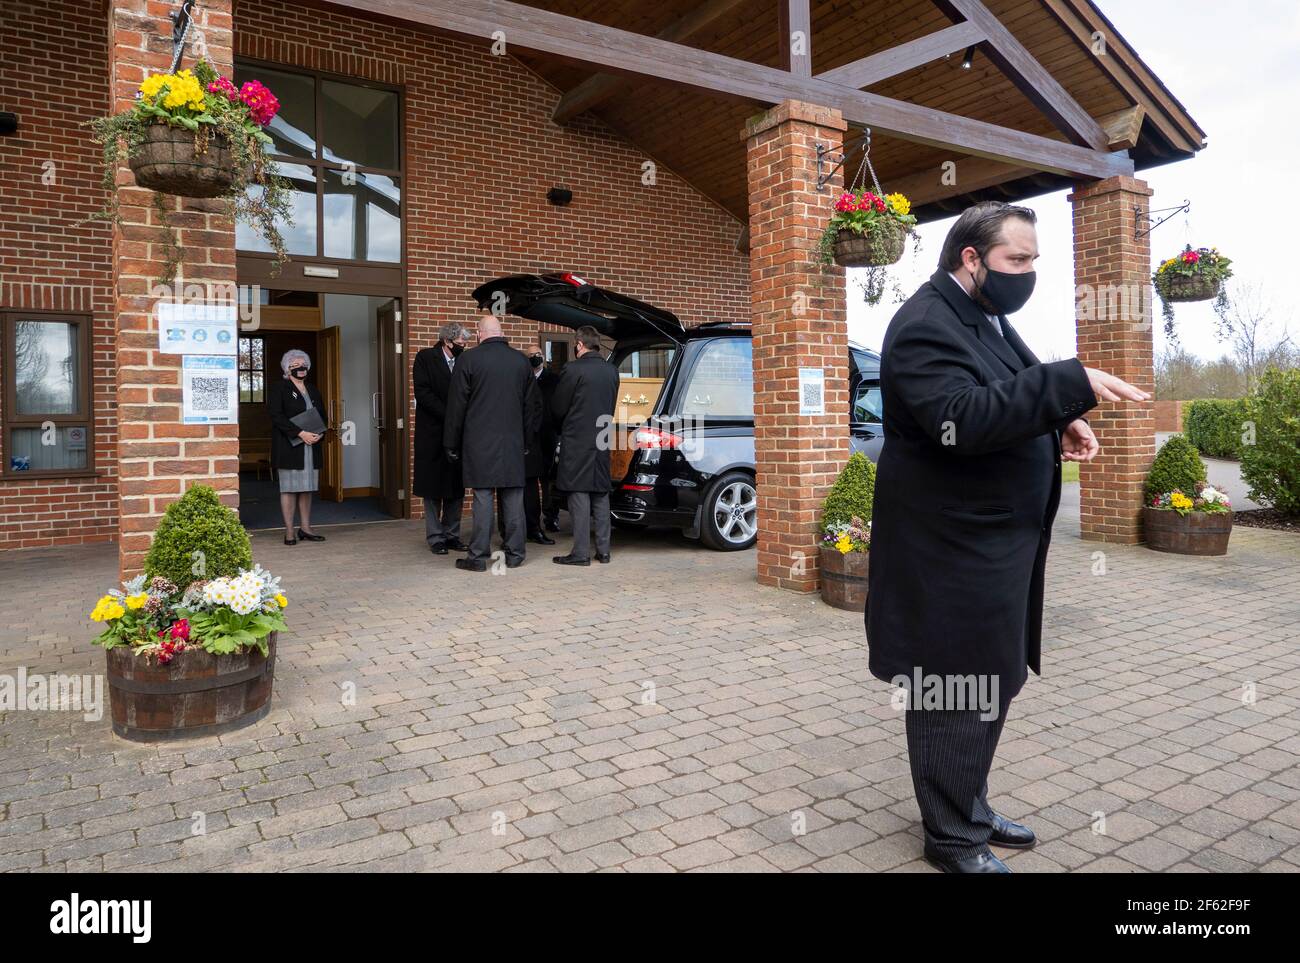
[268,348,327,546]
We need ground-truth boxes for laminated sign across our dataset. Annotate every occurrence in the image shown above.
[157,301,238,355]
[182,355,238,425]
[798,367,825,416]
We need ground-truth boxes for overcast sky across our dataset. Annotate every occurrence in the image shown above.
[847,0,1300,363]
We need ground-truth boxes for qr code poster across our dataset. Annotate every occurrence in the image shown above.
[182,355,239,425]
[798,367,825,416]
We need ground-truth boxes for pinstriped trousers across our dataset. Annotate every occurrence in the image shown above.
[905,690,1014,860]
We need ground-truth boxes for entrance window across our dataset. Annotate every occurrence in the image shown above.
[234,61,402,265]
[2,312,93,476]
[239,336,266,403]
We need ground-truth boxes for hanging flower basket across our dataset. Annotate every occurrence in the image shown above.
[1153,244,1233,334]
[833,217,907,268]
[87,62,291,282]
[129,124,236,197]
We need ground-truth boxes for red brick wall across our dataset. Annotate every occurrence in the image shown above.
[0,0,117,550]
[0,0,749,550]
[232,0,751,519]
[1153,399,1183,433]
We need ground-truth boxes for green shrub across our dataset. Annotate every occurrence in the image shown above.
[1240,368,1300,516]
[1144,434,1207,501]
[821,451,876,530]
[1183,398,1249,459]
[144,484,252,590]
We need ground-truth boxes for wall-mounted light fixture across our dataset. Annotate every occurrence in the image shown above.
[0,112,17,136]
[961,46,976,70]
[547,186,573,206]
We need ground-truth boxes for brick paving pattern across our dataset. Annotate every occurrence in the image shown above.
[2,506,1298,872]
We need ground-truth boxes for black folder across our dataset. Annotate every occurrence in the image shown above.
[288,407,328,446]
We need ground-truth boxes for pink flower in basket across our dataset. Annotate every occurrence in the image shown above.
[239,79,280,126]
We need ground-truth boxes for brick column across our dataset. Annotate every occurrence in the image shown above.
[110,0,239,577]
[744,101,849,591]
[1070,176,1154,544]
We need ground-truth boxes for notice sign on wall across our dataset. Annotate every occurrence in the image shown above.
[182,355,238,425]
[798,367,825,416]
[157,301,237,355]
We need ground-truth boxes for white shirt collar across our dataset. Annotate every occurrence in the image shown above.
[947,271,1004,335]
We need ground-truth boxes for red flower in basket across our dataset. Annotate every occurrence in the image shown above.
[239,79,280,127]
[206,77,238,101]
[1182,250,1200,264]
[170,618,190,642]
[834,192,857,213]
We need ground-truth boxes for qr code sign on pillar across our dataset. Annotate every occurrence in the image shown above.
[182,356,239,424]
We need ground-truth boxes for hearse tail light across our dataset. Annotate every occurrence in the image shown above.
[621,484,654,492]
[558,272,588,287]
[633,426,681,449]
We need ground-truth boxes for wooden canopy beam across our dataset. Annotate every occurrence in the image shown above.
[551,0,747,125]
[817,21,985,89]
[777,0,812,78]
[328,0,1133,179]
[932,0,1110,151]
[1100,104,1145,150]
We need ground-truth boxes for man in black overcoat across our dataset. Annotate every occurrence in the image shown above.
[412,322,469,554]
[498,341,560,544]
[866,201,1149,873]
[550,326,620,566]
[444,311,541,571]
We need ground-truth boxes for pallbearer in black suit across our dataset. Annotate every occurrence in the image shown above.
[498,341,559,546]
[444,310,541,572]
[413,322,470,555]
[551,326,620,566]
[865,201,1150,873]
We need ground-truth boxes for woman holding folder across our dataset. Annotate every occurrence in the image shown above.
[268,348,328,546]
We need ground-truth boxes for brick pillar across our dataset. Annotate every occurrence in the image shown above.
[744,101,849,591]
[1070,176,1154,544]
[110,0,239,577]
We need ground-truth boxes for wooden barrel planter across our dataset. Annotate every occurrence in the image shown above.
[820,546,869,611]
[833,220,907,268]
[129,124,235,198]
[106,633,276,741]
[1143,508,1232,556]
[1158,273,1220,304]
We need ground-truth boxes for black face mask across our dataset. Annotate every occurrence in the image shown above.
[971,264,1036,315]
[289,367,308,380]
[448,342,465,357]
[529,354,543,369]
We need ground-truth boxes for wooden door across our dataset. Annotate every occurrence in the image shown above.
[317,325,343,502]
[376,299,406,518]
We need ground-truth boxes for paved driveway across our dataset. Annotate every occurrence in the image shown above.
[2,507,1298,872]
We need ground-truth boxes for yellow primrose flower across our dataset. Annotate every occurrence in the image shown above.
[91,596,125,622]
[1170,492,1193,511]
[835,534,853,555]
[125,593,148,610]
[274,593,288,608]
[886,192,911,216]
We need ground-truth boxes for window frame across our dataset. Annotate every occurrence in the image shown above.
[1,309,96,479]
[233,58,405,266]
[238,334,267,405]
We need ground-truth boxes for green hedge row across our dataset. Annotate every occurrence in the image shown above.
[1183,398,1249,460]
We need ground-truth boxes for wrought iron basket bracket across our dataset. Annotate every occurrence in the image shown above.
[1135,199,1190,240]
[816,130,871,193]
[168,0,197,74]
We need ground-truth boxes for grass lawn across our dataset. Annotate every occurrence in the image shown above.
[1062,461,1080,483]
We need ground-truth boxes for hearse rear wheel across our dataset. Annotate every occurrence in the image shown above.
[700,471,758,551]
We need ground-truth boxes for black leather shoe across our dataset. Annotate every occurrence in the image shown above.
[297,528,326,542]
[430,544,448,555]
[595,552,611,564]
[445,539,467,552]
[924,847,1011,874]
[284,536,297,546]
[506,558,524,569]
[989,813,1036,849]
[529,532,556,545]
[553,554,590,566]
[455,558,487,572]
[544,517,560,533]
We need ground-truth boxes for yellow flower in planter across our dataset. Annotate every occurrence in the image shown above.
[1170,492,1194,511]
[835,534,853,554]
[125,593,148,610]
[274,593,288,609]
[91,596,125,622]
